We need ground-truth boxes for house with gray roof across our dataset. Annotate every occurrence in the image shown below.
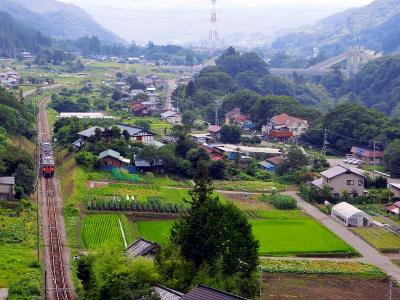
[0,177,15,201]
[99,149,130,168]
[114,124,156,143]
[182,285,248,300]
[160,111,182,124]
[312,165,367,198]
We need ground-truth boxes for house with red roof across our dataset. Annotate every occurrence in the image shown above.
[262,113,309,141]
[208,125,221,141]
[224,108,253,130]
[130,101,149,116]
[350,146,384,165]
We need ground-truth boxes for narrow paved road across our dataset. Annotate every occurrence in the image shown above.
[164,79,176,110]
[284,191,400,283]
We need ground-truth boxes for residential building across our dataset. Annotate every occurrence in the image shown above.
[154,285,184,300]
[386,201,400,218]
[388,183,400,198]
[130,101,149,116]
[351,146,384,165]
[190,133,210,144]
[331,202,372,227]
[262,113,309,140]
[0,177,15,201]
[208,125,221,141]
[311,165,367,197]
[0,70,20,88]
[134,155,164,173]
[224,108,251,130]
[258,156,283,173]
[115,124,156,143]
[160,111,182,124]
[98,150,130,168]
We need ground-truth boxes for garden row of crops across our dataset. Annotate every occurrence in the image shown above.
[82,214,125,249]
[260,259,384,277]
[352,227,400,253]
[86,197,187,214]
[213,180,284,192]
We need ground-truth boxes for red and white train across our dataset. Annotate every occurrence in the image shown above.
[41,142,55,178]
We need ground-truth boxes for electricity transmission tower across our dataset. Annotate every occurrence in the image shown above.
[209,0,219,50]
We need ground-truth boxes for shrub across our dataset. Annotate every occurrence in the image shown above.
[262,194,297,210]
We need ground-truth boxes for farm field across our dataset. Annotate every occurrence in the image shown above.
[214,180,285,192]
[260,259,383,277]
[261,273,399,300]
[137,220,176,244]
[82,214,135,249]
[352,227,400,253]
[135,211,355,256]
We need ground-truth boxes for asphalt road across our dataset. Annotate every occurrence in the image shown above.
[284,191,400,283]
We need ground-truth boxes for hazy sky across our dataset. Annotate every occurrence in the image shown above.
[58,0,375,45]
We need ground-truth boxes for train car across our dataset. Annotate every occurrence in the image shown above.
[41,142,55,178]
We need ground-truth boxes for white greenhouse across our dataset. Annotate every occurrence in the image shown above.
[331,202,372,227]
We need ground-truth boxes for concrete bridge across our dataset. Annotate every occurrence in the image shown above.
[270,46,382,78]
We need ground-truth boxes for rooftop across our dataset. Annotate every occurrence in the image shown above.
[351,146,384,158]
[126,238,158,258]
[182,285,248,300]
[0,177,15,185]
[320,165,366,179]
[225,108,241,118]
[271,113,308,126]
[99,149,130,164]
[332,202,370,219]
[154,285,184,300]
[161,111,180,119]
[77,126,104,138]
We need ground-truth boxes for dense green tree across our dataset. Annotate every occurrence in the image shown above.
[220,125,241,144]
[384,139,400,178]
[276,146,310,175]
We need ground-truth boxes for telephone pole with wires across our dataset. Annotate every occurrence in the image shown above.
[321,127,329,157]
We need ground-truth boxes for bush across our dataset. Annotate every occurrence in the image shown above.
[8,277,42,299]
[75,151,97,169]
[261,194,297,210]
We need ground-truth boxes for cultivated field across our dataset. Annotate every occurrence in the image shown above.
[352,227,400,253]
[82,214,133,249]
[135,211,355,256]
[214,180,284,192]
[261,273,399,300]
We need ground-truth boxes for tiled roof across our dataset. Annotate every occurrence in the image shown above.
[154,285,184,300]
[271,113,307,126]
[99,149,130,164]
[224,108,241,118]
[77,126,104,138]
[268,130,293,138]
[126,238,158,258]
[161,111,180,119]
[320,165,366,179]
[267,156,283,165]
[182,285,248,300]
[351,147,384,158]
[131,101,148,111]
[208,125,221,133]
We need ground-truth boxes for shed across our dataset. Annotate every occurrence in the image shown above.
[331,202,372,227]
[258,161,276,172]
[0,177,15,201]
[154,285,184,300]
[126,238,158,258]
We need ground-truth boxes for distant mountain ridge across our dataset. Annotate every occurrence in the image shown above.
[272,0,400,55]
[0,0,123,44]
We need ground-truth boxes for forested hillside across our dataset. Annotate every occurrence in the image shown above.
[0,0,121,44]
[341,56,400,117]
[173,47,332,125]
[0,11,51,56]
[273,0,400,55]
[0,88,35,198]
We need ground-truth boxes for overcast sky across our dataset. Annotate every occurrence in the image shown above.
[58,0,375,45]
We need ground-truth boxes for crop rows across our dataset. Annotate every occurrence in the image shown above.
[83,215,125,249]
[260,259,384,277]
[86,197,187,214]
[352,227,400,252]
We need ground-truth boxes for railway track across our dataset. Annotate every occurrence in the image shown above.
[44,178,72,300]
[38,96,75,300]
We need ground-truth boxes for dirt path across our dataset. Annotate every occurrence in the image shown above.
[38,97,76,299]
[285,191,400,283]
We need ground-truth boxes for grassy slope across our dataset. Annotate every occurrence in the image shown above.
[0,208,41,289]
